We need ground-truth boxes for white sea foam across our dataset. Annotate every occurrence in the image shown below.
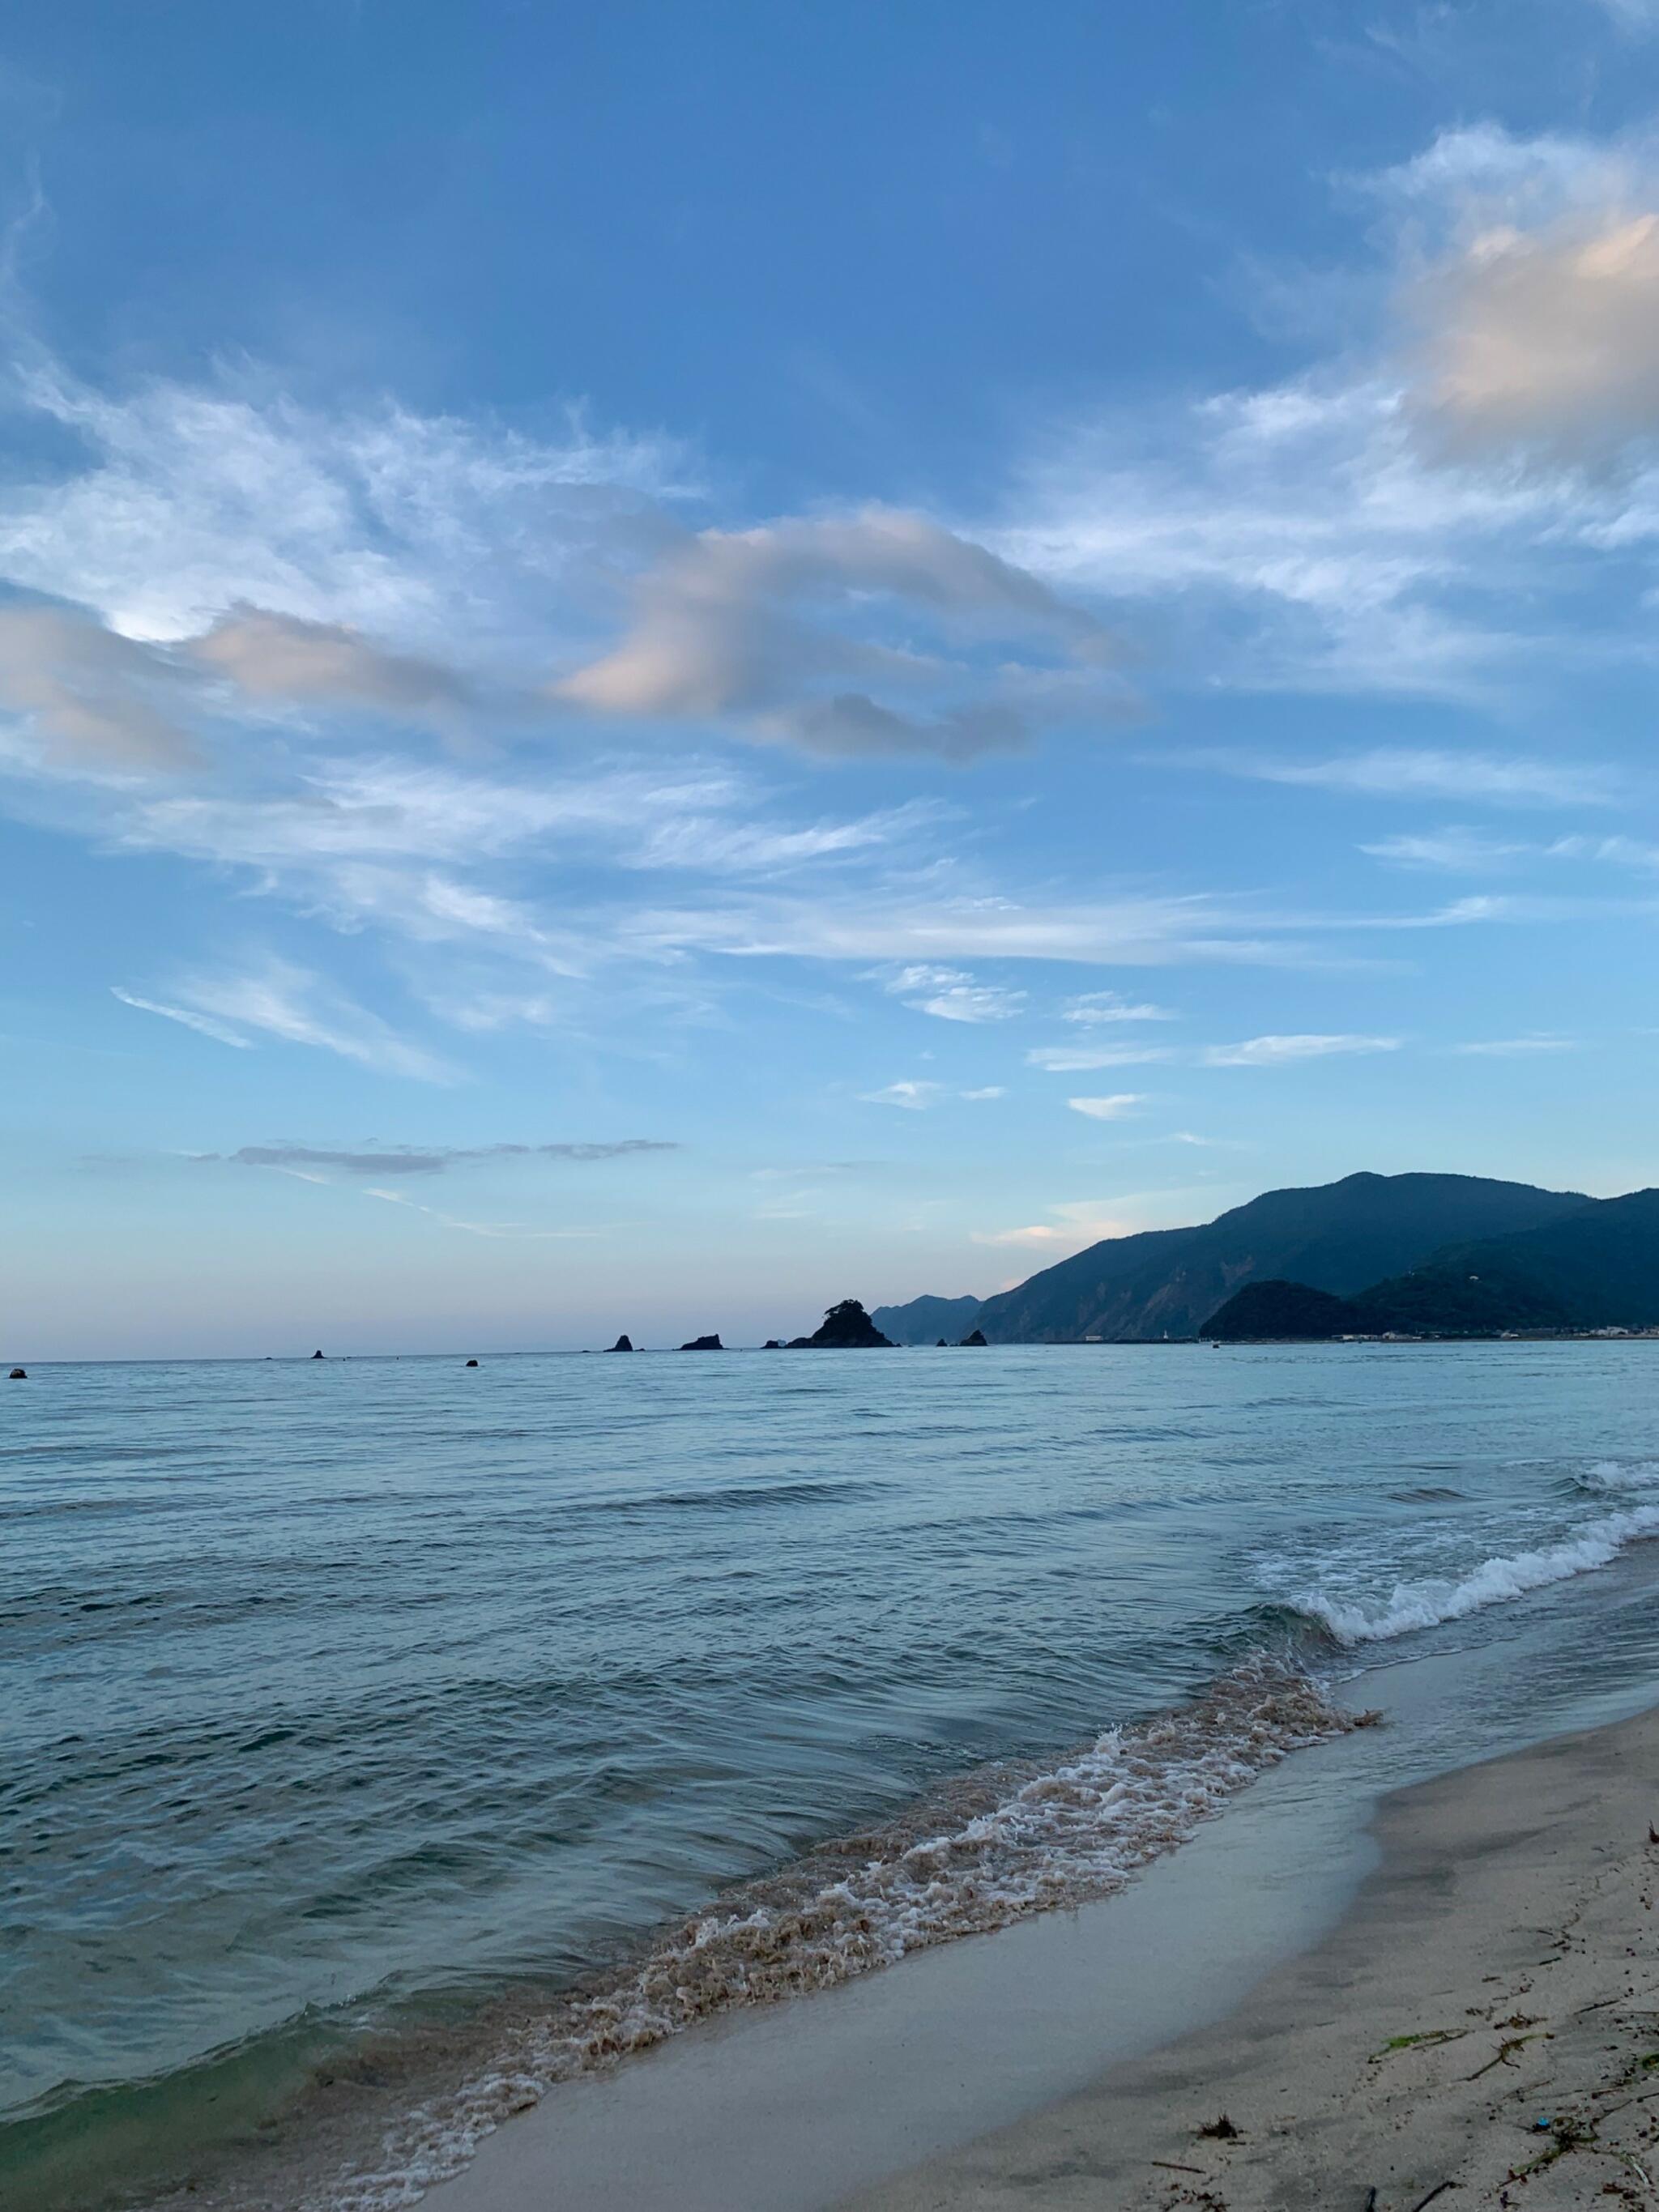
[1293,1502,1659,1644]
[313,1661,1363,2210]
[1576,1460,1659,1494]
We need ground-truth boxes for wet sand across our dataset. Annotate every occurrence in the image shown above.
[419,1699,1659,2212]
[851,1703,1659,2212]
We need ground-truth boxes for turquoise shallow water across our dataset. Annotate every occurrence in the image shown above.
[6,1342,1659,2210]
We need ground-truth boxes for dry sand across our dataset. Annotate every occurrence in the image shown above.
[846,1704,1659,2212]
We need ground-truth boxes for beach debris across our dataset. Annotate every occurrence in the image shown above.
[1533,2116,1555,2129]
[1407,2187,1455,2212]
[1197,2113,1239,2140]
[7,1367,23,1379]
[1469,2031,1546,2078]
[1151,2160,1207,2175]
[1375,2028,1468,2058]
[1647,1822,1658,1844]
[1363,2192,1377,2212]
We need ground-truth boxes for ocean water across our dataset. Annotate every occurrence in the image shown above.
[7,1342,1659,2212]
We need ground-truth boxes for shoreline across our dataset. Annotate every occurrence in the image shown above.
[848,1700,1659,2212]
[409,1692,1659,2212]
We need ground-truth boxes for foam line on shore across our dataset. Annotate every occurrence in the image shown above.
[314,1661,1363,2210]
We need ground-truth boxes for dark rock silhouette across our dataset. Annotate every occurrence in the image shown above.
[311,1349,325,1360]
[7,1367,24,1379]
[680,1334,723,1351]
[936,1339,948,1348]
[465,1357,480,1367]
[608,1334,634,1353]
[959,1328,988,1346]
[762,1339,783,1350]
[787,1299,893,1349]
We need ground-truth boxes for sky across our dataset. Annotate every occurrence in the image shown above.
[8,0,1659,1356]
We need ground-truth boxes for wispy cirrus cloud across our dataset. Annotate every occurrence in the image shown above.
[358,1187,605,1241]
[1029,1033,1400,1072]
[1183,747,1618,808]
[1364,825,1659,873]
[881,963,1027,1022]
[859,1080,1006,1110]
[1067,1093,1148,1119]
[1061,990,1177,1025]
[1201,1032,1400,1066]
[113,959,454,1080]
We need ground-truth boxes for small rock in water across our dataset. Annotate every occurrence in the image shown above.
[680,1334,723,1351]
[465,1358,479,1367]
[608,1334,634,1353]
[7,1367,24,1380]
[958,1328,988,1346]
[762,1339,783,1350]
[311,1349,325,1360]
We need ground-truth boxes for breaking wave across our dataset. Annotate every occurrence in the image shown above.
[1574,1460,1659,1495]
[311,1660,1364,2210]
[1290,1502,1659,1644]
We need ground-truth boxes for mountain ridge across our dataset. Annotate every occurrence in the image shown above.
[1206,1187,1659,1338]
[876,1172,1589,1344]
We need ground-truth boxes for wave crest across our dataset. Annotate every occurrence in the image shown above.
[1291,1503,1659,1644]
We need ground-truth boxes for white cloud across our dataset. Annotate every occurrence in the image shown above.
[1061,991,1177,1025]
[0,350,679,652]
[1067,1093,1148,1119]
[971,1196,1139,1248]
[113,958,454,1080]
[1030,1033,1400,1072]
[884,963,1027,1023]
[552,506,1121,758]
[1361,827,1532,871]
[993,121,1659,704]
[189,607,473,723]
[1366,825,1659,875]
[1196,748,1616,808]
[1028,1042,1179,1071]
[859,1080,942,1110]
[1200,1033,1400,1067]
[859,1079,1007,1109]
[0,604,202,771]
[1412,206,1659,457]
[110,987,254,1048]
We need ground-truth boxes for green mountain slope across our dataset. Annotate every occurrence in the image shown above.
[964,1171,1585,1342]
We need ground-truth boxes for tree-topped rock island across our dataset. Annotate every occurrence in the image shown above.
[787,1300,893,1349]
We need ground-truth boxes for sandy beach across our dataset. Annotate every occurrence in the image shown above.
[415,1697,1659,2212]
[850,1703,1659,2212]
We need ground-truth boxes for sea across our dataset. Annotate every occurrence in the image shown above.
[7,1341,1659,2212]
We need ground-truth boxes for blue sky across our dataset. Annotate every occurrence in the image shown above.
[8,0,1659,1356]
